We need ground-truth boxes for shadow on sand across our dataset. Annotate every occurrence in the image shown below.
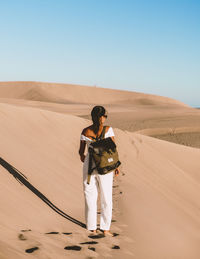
[0,157,86,228]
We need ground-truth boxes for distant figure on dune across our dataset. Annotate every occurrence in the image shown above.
[79,106,120,236]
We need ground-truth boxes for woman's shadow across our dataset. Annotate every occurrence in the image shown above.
[0,157,86,228]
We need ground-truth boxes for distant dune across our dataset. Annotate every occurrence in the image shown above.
[0,81,200,258]
[0,81,189,106]
[1,81,200,148]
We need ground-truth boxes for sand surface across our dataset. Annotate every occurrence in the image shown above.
[1,81,200,148]
[0,81,200,258]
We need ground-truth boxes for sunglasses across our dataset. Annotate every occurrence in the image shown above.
[103,114,108,118]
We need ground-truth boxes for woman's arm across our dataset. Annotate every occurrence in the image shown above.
[79,140,86,162]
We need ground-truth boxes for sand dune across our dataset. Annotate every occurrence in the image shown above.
[0,82,200,258]
[1,82,200,149]
[0,100,200,258]
[0,81,189,106]
[117,130,200,258]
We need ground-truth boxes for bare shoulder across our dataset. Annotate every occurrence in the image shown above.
[104,125,111,133]
[82,125,111,137]
[81,125,93,137]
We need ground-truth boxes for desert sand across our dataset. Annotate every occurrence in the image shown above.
[0,81,200,258]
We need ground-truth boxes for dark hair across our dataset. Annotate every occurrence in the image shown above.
[91,106,107,134]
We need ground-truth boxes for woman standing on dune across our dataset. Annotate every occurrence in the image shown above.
[79,106,120,236]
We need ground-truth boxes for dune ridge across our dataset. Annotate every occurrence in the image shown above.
[0,81,189,106]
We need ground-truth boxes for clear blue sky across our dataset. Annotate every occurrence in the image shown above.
[0,0,199,106]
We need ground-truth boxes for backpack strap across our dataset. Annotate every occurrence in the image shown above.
[90,126,107,141]
[99,126,106,140]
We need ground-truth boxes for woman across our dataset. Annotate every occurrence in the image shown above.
[79,106,120,236]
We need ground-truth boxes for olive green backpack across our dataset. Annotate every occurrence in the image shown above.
[87,126,121,184]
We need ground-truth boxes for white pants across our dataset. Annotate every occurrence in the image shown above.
[83,155,113,230]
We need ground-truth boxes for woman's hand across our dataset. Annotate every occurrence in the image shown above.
[80,154,85,163]
[114,168,120,176]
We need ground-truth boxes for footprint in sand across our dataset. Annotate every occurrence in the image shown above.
[112,245,120,249]
[112,233,119,237]
[18,234,27,240]
[45,231,73,235]
[113,185,119,188]
[64,245,82,251]
[88,247,96,251]
[25,247,39,253]
[88,232,119,239]
[45,234,59,235]
[80,241,98,245]
[88,234,105,239]
[21,229,31,232]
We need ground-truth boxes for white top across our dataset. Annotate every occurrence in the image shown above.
[80,126,115,149]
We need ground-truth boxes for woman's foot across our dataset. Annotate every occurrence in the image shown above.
[103,230,113,237]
